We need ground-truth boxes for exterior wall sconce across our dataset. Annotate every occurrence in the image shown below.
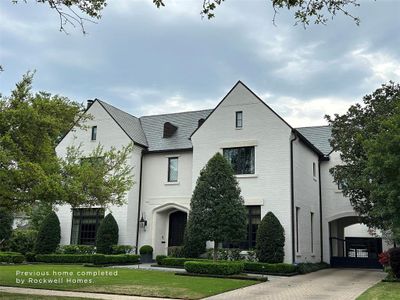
[139,214,147,230]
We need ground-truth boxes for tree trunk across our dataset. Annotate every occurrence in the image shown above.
[213,241,218,261]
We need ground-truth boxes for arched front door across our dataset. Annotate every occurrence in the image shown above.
[168,211,187,247]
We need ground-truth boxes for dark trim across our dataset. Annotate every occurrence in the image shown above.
[294,130,325,158]
[144,147,193,154]
[290,132,298,263]
[135,149,144,254]
[167,157,179,182]
[318,159,323,262]
[97,100,148,148]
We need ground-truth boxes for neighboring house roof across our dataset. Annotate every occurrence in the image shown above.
[296,125,333,156]
[97,100,148,147]
[140,109,213,152]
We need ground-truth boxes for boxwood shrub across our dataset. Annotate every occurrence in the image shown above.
[159,257,209,267]
[184,261,244,275]
[244,262,298,274]
[156,255,167,265]
[139,245,153,255]
[93,254,140,265]
[0,252,25,263]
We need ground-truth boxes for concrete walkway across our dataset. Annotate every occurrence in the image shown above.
[205,268,386,300]
[0,286,173,299]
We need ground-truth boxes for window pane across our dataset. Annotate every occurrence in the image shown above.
[168,157,178,182]
[91,126,97,140]
[71,208,104,245]
[223,147,255,174]
[236,111,243,128]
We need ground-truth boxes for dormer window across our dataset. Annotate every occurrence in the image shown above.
[236,111,243,128]
[163,122,178,138]
[91,126,97,141]
[198,118,205,128]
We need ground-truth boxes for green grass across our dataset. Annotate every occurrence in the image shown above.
[0,292,88,299]
[357,282,400,300]
[0,264,256,299]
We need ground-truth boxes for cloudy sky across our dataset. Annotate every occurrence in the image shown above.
[1,0,399,127]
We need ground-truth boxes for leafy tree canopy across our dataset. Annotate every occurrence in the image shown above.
[12,0,362,34]
[187,152,247,260]
[0,73,135,211]
[326,82,400,241]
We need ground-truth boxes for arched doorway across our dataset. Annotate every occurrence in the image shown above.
[329,216,382,268]
[168,211,187,247]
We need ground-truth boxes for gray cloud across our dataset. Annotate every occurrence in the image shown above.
[0,0,399,126]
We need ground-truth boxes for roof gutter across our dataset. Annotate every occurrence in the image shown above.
[290,131,298,264]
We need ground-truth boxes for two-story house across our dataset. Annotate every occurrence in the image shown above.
[56,81,390,267]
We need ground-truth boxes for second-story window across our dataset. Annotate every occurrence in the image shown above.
[223,146,255,175]
[91,126,97,141]
[168,157,178,182]
[312,162,316,178]
[235,111,243,128]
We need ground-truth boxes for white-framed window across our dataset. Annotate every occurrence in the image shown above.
[168,157,178,182]
[235,111,243,128]
[91,126,97,141]
[310,212,314,253]
[296,206,300,253]
[223,146,255,175]
[312,162,316,178]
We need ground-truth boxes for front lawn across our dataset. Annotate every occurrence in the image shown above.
[357,282,400,300]
[0,264,256,299]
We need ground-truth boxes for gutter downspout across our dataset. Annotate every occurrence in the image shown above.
[290,131,298,264]
[135,150,144,254]
[318,160,323,262]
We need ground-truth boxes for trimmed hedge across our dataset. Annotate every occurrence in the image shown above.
[35,254,95,264]
[35,254,140,265]
[297,262,329,274]
[159,257,209,267]
[58,245,95,254]
[184,261,244,275]
[244,262,297,274]
[156,255,167,265]
[0,252,25,264]
[112,245,134,254]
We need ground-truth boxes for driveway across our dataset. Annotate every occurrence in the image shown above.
[205,268,386,300]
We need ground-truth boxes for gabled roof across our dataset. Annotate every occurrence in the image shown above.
[296,125,332,156]
[97,100,148,147]
[140,109,212,152]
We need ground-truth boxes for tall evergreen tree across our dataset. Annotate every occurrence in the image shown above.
[96,213,119,254]
[185,152,247,260]
[35,211,61,254]
[0,207,13,248]
[256,211,285,263]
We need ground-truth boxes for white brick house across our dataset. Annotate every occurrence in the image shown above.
[56,81,390,266]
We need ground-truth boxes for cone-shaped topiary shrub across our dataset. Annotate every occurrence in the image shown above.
[389,247,400,278]
[96,213,119,254]
[34,211,61,254]
[256,211,285,263]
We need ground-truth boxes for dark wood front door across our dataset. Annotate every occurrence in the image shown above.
[168,211,187,247]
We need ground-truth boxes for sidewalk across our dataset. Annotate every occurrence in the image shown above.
[0,286,174,300]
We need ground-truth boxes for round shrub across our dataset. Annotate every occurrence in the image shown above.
[139,245,153,254]
[389,247,400,278]
[34,211,61,254]
[9,229,38,255]
[96,213,119,254]
[184,261,244,275]
[256,211,285,263]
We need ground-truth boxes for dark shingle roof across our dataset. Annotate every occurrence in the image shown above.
[97,100,148,147]
[140,109,212,152]
[295,125,332,156]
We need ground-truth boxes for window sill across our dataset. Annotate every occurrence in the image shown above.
[313,177,317,182]
[235,127,243,130]
[164,181,180,185]
[311,254,316,257]
[296,253,302,257]
[235,174,258,179]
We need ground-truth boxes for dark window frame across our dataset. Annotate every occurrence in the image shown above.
[310,212,314,253]
[168,157,178,182]
[296,206,300,253]
[223,146,255,175]
[70,208,104,245]
[91,126,97,141]
[223,205,261,250]
[312,162,316,178]
[235,111,243,128]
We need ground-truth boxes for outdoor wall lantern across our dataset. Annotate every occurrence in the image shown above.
[139,214,147,230]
